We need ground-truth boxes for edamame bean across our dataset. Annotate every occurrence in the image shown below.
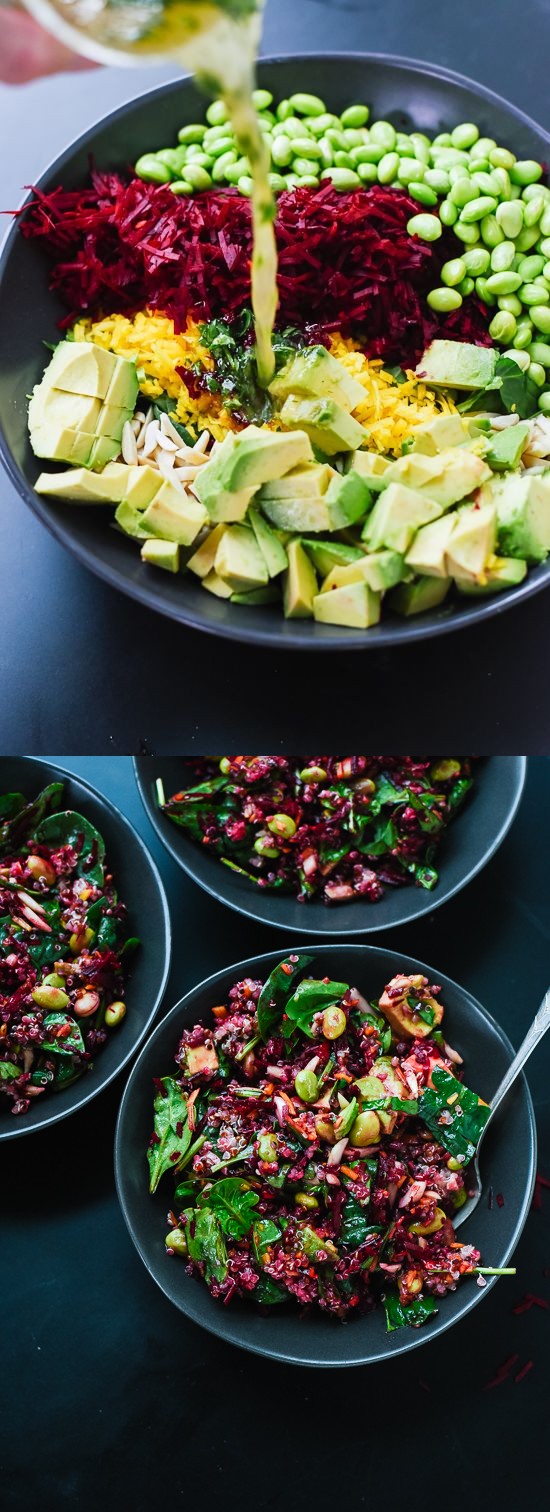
[135,155,172,184]
[295,175,319,187]
[498,294,522,315]
[496,200,524,238]
[515,225,541,252]
[406,213,442,241]
[432,147,470,167]
[451,121,479,149]
[490,241,516,273]
[341,104,370,128]
[289,92,326,116]
[524,182,550,202]
[540,241,550,260]
[502,347,530,370]
[224,159,248,184]
[320,167,361,189]
[520,282,550,305]
[252,88,273,111]
[453,220,480,244]
[333,151,355,170]
[514,320,534,348]
[212,151,238,181]
[352,142,384,163]
[543,264,550,283]
[458,275,475,296]
[433,132,453,147]
[449,163,471,184]
[357,161,378,182]
[408,182,437,205]
[524,195,546,227]
[441,257,467,287]
[276,117,307,138]
[461,195,499,223]
[184,163,212,190]
[272,134,293,167]
[294,1067,319,1102]
[308,113,340,135]
[469,170,500,196]
[510,159,543,185]
[475,276,497,306]
[209,136,236,158]
[529,361,546,386]
[342,128,367,149]
[177,123,206,144]
[33,984,70,1010]
[156,148,185,171]
[480,214,504,247]
[319,137,335,169]
[491,168,511,198]
[489,310,517,342]
[538,391,550,413]
[410,131,431,148]
[490,147,516,169]
[517,254,546,280]
[463,247,491,274]
[105,1000,126,1028]
[292,136,323,159]
[184,149,211,168]
[268,172,288,193]
[206,100,228,127]
[170,180,193,195]
[450,177,478,207]
[395,132,414,154]
[203,124,232,146]
[424,168,450,193]
[295,156,322,176]
[397,158,426,184]
[378,151,399,183]
[439,199,458,226]
[276,99,292,121]
[370,120,397,149]
[427,287,463,312]
[486,270,522,295]
[238,175,253,195]
[470,136,496,158]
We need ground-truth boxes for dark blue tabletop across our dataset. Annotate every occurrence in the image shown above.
[2,754,550,1510]
[1,0,550,752]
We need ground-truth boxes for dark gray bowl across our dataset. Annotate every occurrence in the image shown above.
[133,756,526,936]
[1,55,549,649]
[115,943,536,1367]
[0,757,171,1140]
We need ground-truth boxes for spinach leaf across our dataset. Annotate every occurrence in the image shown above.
[53,1057,82,1088]
[199,1177,259,1238]
[383,1291,438,1331]
[41,1013,85,1055]
[152,397,195,446]
[252,1217,281,1266]
[26,935,64,969]
[0,792,26,821]
[147,1077,191,1193]
[256,953,314,1042]
[255,1274,287,1305]
[458,355,539,418]
[353,1008,392,1056]
[34,810,106,886]
[341,1196,374,1249]
[282,976,349,1039]
[418,1067,490,1162]
[186,1207,228,1283]
[0,782,64,855]
[0,1061,20,1080]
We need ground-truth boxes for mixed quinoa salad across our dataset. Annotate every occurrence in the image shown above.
[158,755,474,903]
[19,86,550,631]
[150,956,491,1327]
[0,782,134,1117]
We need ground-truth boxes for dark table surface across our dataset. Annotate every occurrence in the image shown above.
[1,0,550,753]
[2,754,550,1511]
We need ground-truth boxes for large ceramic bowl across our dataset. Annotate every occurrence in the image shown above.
[1,56,549,649]
[0,757,171,1140]
[115,944,536,1367]
[133,756,526,936]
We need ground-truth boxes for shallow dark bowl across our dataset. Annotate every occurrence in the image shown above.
[133,756,526,936]
[1,55,549,649]
[115,943,536,1367]
[0,757,171,1140]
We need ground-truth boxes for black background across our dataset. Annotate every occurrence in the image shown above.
[2,755,550,1510]
[1,0,550,752]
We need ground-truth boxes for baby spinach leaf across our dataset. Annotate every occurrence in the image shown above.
[255,1274,287,1305]
[147,1077,191,1193]
[34,810,106,886]
[252,1217,281,1268]
[383,1291,438,1331]
[341,1196,374,1250]
[187,1207,228,1283]
[53,1057,83,1088]
[41,1014,85,1055]
[26,935,63,969]
[282,976,349,1039]
[152,397,195,447]
[199,1177,259,1238]
[0,792,26,821]
[0,1061,20,1080]
[257,953,314,1042]
[418,1067,490,1163]
[0,782,64,855]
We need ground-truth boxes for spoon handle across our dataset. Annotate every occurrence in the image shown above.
[489,988,550,1119]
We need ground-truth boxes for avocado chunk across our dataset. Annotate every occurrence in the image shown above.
[411,413,468,453]
[446,503,497,581]
[363,483,443,554]
[269,345,365,412]
[416,340,496,391]
[141,481,206,546]
[349,450,392,492]
[95,402,135,441]
[119,464,162,509]
[104,355,140,411]
[405,513,458,578]
[485,421,530,472]
[280,396,367,455]
[379,976,444,1038]
[214,525,269,591]
[260,492,333,533]
[194,425,313,521]
[140,537,180,573]
[320,550,407,595]
[30,427,96,466]
[35,467,124,503]
[115,500,151,539]
[324,469,371,527]
[88,436,124,470]
[301,539,364,577]
[283,539,318,618]
[313,581,381,629]
[29,342,138,470]
[45,340,120,400]
[187,523,228,578]
[202,570,233,599]
[493,474,550,563]
[248,506,288,577]
[29,386,102,435]
[456,554,528,594]
[259,462,334,500]
[231,585,280,605]
[387,448,491,507]
[388,576,450,616]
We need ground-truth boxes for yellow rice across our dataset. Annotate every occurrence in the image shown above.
[328,334,457,455]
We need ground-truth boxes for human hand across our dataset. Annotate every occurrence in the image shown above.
[1,5,99,82]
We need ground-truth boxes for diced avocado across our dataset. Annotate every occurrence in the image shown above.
[185,1044,219,1076]
[313,581,381,629]
[485,421,530,472]
[494,474,550,563]
[94,403,134,441]
[388,576,451,616]
[387,448,491,506]
[187,523,228,578]
[30,427,95,466]
[35,468,121,503]
[140,537,180,573]
[29,385,102,435]
[416,340,496,391]
[269,345,365,412]
[141,481,206,546]
[446,503,497,581]
[214,525,269,591]
[456,555,528,594]
[363,483,442,554]
[349,450,392,492]
[260,493,333,533]
[44,340,119,400]
[231,585,280,605]
[194,426,313,518]
[324,469,371,527]
[119,464,162,509]
[301,539,364,577]
[115,500,150,539]
[202,570,233,599]
[88,436,122,470]
[260,463,334,500]
[104,355,139,411]
[283,539,318,618]
[321,550,406,595]
[411,413,468,454]
[405,514,458,579]
[279,396,367,455]
[248,506,288,577]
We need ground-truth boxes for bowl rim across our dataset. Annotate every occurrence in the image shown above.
[132,756,527,937]
[1,52,550,650]
[114,941,537,1367]
[0,756,173,1141]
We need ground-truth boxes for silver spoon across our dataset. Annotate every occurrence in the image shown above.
[454,987,550,1229]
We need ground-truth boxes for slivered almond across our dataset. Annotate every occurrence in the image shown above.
[142,421,160,457]
[156,433,179,453]
[156,450,175,478]
[194,430,210,454]
[122,421,138,465]
[173,464,200,481]
[160,413,185,447]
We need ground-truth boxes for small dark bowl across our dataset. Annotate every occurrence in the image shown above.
[0,757,171,1140]
[133,757,526,937]
[1,55,549,648]
[115,943,536,1367]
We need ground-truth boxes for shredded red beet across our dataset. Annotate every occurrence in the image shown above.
[21,172,491,364]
